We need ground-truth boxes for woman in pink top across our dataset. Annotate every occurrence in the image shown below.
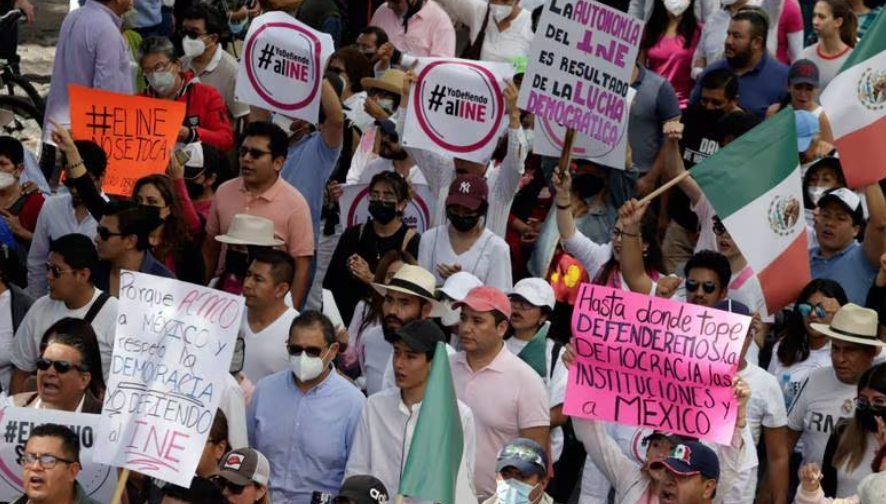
[639,0,702,108]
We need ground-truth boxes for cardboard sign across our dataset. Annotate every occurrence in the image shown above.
[518,0,643,160]
[404,58,514,163]
[0,407,116,503]
[565,284,750,445]
[339,183,435,233]
[94,272,244,486]
[236,12,334,123]
[69,85,186,196]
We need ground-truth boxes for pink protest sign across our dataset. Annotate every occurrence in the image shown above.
[564,284,750,445]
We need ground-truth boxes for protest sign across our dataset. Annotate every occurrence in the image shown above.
[340,183,435,233]
[69,85,186,196]
[0,407,116,503]
[533,88,636,169]
[518,0,643,161]
[404,58,514,163]
[94,271,244,486]
[236,12,334,123]
[565,284,750,445]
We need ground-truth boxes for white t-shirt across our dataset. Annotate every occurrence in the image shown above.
[358,325,392,396]
[0,291,14,391]
[351,158,428,186]
[768,340,833,408]
[11,289,118,379]
[787,366,857,466]
[418,226,513,290]
[240,307,299,384]
[834,431,879,498]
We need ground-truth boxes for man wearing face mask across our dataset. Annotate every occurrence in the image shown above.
[138,36,234,151]
[179,4,250,121]
[484,439,552,504]
[247,310,365,504]
[435,0,533,63]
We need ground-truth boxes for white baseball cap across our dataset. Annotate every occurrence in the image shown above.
[509,278,555,310]
[437,272,483,301]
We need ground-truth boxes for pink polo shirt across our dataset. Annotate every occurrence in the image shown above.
[370,1,455,58]
[206,176,314,271]
[450,345,550,499]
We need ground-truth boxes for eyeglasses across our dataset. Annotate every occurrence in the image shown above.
[712,220,728,236]
[856,397,886,414]
[21,453,76,469]
[509,297,536,312]
[239,147,272,159]
[36,357,84,374]
[142,60,173,76]
[211,476,250,495]
[686,280,718,294]
[611,228,637,240]
[287,344,325,358]
[96,226,124,241]
[46,263,76,279]
[798,303,828,319]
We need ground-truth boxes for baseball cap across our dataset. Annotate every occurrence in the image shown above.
[217,448,270,487]
[642,431,697,448]
[454,286,512,319]
[334,476,390,504]
[387,319,447,351]
[437,272,483,301]
[818,187,864,224]
[446,175,488,212]
[649,442,720,481]
[788,59,820,87]
[496,438,548,478]
[509,278,555,310]
[795,110,819,152]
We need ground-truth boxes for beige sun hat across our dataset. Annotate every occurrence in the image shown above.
[809,303,886,347]
[214,214,284,247]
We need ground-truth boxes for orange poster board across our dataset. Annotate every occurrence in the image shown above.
[69,85,187,196]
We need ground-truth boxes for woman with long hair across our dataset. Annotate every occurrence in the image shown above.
[799,0,857,91]
[639,0,702,107]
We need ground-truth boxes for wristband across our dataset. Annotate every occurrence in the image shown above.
[556,201,571,210]
[67,160,84,171]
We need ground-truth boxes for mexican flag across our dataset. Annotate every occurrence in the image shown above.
[692,108,810,313]
[820,9,886,187]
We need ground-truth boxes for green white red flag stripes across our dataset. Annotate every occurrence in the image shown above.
[820,8,886,187]
[692,108,810,314]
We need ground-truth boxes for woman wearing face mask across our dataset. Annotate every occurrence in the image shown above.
[435,0,534,63]
[803,157,846,228]
[766,59,835,144]
[638,0,702,108]
[820,363,886,497]
[418,174,513,290]
[138,35,233,151]
[435,271,483,346]
[328,47,374,133]
[324,171,420,327]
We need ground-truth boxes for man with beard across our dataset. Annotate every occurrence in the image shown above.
[356,264,441,395]
[690,9,788,118]
[351,120,427,186]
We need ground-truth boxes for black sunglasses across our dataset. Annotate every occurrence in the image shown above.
[686,279,718,294]
[96,226,124,241]
[287,344,325,358]
[211,476,249,495]
[36,357,84,374]
[239,146,272,159]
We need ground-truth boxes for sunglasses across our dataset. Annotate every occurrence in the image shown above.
[96,226,124,241]
[239,147,272,159]
[46,263,76,279]
[686,279,718,294]
[797,303,827,319]
[211,476,250,495]
[287,344,325,358]
[36,357,84,374]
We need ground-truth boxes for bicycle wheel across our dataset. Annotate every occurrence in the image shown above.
[0,95,44,159]
[1,72,45,113]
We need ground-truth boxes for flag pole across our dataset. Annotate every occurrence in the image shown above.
[557,128,577,178]
[395,495,405,504]
[110,468,130,504]
[637,170,691,205]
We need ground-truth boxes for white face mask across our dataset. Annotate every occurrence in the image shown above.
[490,4,513,22]
[146,71,176,95]
[440,302,462,327]
[377,97,396,115]
[495,478,537,504]
[664,0,691,16]
[808,186,829,206]
[288,349,329,382]
[182,36,206,58]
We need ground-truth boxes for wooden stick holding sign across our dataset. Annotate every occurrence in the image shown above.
[557,128,577,178]
[637,169,692,206]
[110,468,130,504]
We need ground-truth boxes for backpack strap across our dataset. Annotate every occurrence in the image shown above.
[550,340,563,380]
[84,291,112,324]
[401,227,416,251]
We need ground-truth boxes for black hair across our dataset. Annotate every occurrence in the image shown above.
[330,46,373,93]
[163,477,225,504]
[250,248,295,287]
[49,233,99,283]
[200,143,233,191]
[594,210,664,286]
[28,424,80,464]
[41,318,106,399]
[359,26,389,48]
[180,3,225,36]
[802,157,847,210]
[643,0,699,50]
[0,136,24,166]
[700,68,739,101]
[104,201,164,251]
[733,7,770,48]
[714,111,762,144]
[241,121,289,162]
[777,279,848,367]
[684,250,731,290]
[370,170,411,203]
[73,140,108,178]
[290,310,336,347]
[209,408,229,446]
[491,310,509,327]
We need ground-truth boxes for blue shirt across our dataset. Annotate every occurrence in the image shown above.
[690,53,789,118]
[810,241,878,305]
[280,132,342,242]
[247,367,364,504]
[130,0,162,28]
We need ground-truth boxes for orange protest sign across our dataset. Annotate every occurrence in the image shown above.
[69,85,187,196]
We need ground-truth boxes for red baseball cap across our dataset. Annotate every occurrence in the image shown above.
[454,286,511,319]
[446,175,488,212]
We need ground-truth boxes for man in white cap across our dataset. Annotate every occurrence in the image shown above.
[212,214,285,295]
[787,304,886,468]
[437,271,483,346]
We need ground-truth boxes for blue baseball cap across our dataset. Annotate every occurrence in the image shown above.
[650,442,720,481]
[495,438,548,477]
[795,110,819,152]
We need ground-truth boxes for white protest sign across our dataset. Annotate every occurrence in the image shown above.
[94,271,244,487]
[518,0,643,155]
[403,58,514,163]
[340,183,436,233]
[0,407,116,503]
[533,87,637,169]
[235,12,334,123]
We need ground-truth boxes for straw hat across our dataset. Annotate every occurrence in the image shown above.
[215,214,284,247]
[371,264,443,316]
[809,303,886,347]
[361,69,406,95]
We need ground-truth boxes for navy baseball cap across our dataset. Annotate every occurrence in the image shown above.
[495,438,548,478]
[650,442,720,481]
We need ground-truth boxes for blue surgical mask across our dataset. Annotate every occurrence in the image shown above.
[228,18,248,35]
[496,478,536,504]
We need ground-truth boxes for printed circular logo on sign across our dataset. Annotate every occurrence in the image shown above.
[243,22,322,111]
[412,61,504,153]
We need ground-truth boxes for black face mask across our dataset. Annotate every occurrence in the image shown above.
[694,105,727,125]
[857,408,886,433]
[447,209,481,232]
[225,249,250,277]
[185,179,204,199]
[572,174,605,201]
[369,200,399,224]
